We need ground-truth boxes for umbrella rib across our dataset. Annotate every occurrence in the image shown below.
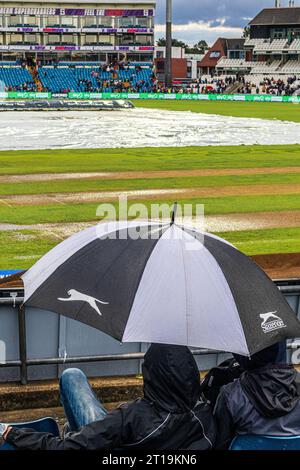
[179,228,189,345]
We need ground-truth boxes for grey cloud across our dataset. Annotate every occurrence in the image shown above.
[155,0,278,27]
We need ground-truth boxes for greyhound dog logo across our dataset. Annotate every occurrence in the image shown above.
[58,289,109,316]
[259,311,286,333]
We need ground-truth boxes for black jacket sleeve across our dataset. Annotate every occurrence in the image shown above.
[5,409,124,451]
[213,389,236,450]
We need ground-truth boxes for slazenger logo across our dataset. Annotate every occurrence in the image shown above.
[259,311,286,333]
[58,289,109,316]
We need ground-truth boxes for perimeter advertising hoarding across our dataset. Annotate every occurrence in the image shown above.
[68,92,300,103]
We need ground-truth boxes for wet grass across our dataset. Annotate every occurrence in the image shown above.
[218,227,300,256]
[133,100,300,123]
[1,193,300,225]
[0,230,58,270]
[1,106,300,266]
[1,171,300,196]
[1,144,300,176]
[2,227,300,269]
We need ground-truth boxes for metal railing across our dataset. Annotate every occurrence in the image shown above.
[1,280,300,385]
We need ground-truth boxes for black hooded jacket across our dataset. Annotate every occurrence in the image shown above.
[240,365,300,419]
[6,345,216,450]
[214,364,300,449]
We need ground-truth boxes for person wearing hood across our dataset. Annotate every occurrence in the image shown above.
[1,344,216,450]
[214,342,300,449]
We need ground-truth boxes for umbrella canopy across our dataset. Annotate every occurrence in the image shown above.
[22,220,300,356]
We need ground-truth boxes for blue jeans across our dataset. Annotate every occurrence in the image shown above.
[60,368,108,432]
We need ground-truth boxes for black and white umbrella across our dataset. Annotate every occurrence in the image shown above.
[22,219,300,356]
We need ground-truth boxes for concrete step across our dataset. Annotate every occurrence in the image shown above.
[0,375,143,412]
[0,403,122,431]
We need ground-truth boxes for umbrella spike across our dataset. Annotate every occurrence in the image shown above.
[171,202,178,225]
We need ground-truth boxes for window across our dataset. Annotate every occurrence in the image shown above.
[45,16,60,27]
[98,34,112,44]
[9,15,23,26]
[83,17,97,27]
[229,50,245,59]
[136,35,152,45]
[62,34,75,44]
[47,34,60,44]
[136,17,149,28]
[98,17,112,27]
[209,51,220,58]
[288,28,300,39]
[271,28,285,39]
[9,33,23,43]
[84,34,97,44]
[24,34,37,43]
[61,16,76,28]
[23,16,37,26]
[119,17,134,28]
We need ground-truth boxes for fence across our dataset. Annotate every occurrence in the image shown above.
[0,280,300,385]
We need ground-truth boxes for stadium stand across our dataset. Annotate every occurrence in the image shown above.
[0,66,36,91]
[280,60,300,74]
[38,64,154,93]
[289,39,300,51]
[250,60,282,74]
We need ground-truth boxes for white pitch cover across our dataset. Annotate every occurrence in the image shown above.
[123,226,249,356]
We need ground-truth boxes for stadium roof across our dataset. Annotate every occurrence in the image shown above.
[249,7,300,26]
[198,37,227,68]
[198,37,244,68]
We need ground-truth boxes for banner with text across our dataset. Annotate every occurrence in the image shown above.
[68,92,300,103]
[0,91,52,99]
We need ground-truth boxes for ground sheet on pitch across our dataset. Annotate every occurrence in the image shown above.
[1,108,300,149]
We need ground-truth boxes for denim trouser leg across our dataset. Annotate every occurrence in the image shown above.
[60,368,108,432]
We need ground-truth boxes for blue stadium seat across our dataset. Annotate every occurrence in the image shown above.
[1,417,60,450]
[0,66,35,90]
[230,434,300,450]
[38,65,153,93]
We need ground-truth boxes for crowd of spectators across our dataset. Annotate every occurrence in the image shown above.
[171,74,300,96]
[4,80,36,92]
[258,76,300,96]
[3,58,300,96]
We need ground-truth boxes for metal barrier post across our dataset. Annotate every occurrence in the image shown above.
[18,303,28,385]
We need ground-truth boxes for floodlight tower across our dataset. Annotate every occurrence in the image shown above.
[165,0,172,88]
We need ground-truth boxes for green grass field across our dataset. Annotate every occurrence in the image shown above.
[133,99,300,123]
[2,226,300,270]
[1,144,300,175]
[1,193,300,225]
[1,172,300,196]
[1,100,300,270]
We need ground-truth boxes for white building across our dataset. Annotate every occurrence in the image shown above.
[0,0,156,63]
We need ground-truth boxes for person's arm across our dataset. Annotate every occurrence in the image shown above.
[213,389,236,450]
[4,409,124,451]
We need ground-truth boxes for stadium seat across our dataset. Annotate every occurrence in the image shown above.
[230,434,300,450]
[38,65,153,93]
[0,66,35,90]
[0,417,60,450]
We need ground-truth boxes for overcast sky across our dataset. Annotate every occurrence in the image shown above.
[155,0,285,45]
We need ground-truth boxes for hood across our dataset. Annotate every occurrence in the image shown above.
[142,344,201,413]
[240,365,300,418]
[233,341,287,370]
